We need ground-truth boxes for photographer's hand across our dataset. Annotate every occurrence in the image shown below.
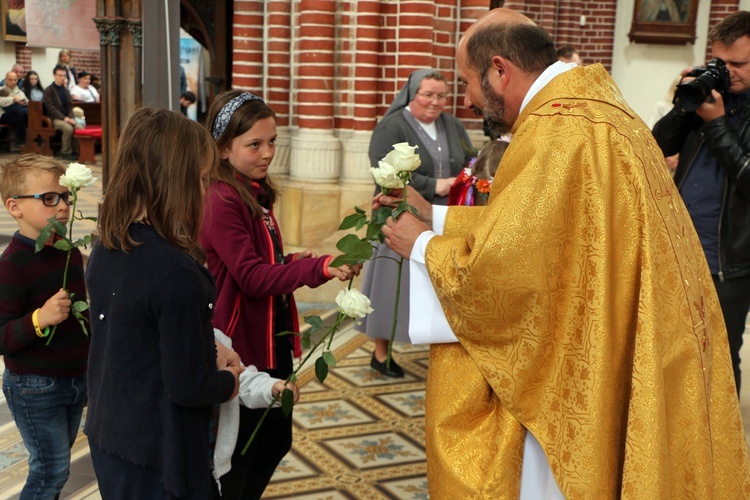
[696,89,725,123]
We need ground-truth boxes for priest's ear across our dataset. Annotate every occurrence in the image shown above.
[490,55,514,91]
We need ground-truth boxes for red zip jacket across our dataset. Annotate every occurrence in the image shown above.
[200,181,332,369]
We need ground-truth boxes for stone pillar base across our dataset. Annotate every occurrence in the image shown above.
[290,128,341,181]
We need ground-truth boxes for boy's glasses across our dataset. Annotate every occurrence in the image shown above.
[13,191,74,206]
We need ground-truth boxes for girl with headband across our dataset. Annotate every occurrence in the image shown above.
[201,90,359,498]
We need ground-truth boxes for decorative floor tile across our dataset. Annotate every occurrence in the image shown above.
[333,366,419,387]
[375,390,426,418]
[266,488,355,500]
[303,380,327,394]
[321,432,425,470]
[377,475,430,500]
[268,450,320,483]
[391,343,430,354]
[293,400,375,430]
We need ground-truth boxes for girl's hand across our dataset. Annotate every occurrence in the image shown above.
[328,264,360,281]
[293,249,318,261]
[272,380,300,404]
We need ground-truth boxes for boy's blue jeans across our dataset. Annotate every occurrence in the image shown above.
[2,370,87,500]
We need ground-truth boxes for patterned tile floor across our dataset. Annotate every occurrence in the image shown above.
[1,151,750,498]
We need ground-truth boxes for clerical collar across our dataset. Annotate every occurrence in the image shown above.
[520,60,575,115]
[405,106,437,140]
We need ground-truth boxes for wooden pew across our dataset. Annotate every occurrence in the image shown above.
[22,101,55,156]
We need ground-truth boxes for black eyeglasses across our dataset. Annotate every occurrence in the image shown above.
[12,191,73,206]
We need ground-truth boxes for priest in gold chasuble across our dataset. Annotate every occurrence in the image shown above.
[381,8,750,499]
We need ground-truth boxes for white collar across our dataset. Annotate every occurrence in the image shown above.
[519,61,577,115]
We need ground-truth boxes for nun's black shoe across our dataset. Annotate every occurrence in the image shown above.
[370,353,405,378]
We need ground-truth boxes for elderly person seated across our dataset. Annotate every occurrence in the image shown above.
[0,70,28,150]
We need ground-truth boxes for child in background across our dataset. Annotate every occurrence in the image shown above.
[201,90,359,499]
[0,154,89,499]
[449,138,510,206]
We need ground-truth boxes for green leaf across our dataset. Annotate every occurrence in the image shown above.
[288,373,297,384]
[335,233,363,254]
[275,329,298,337]
[304,315,323,333]
[372,206,392,225]
[338,209,367,231]
[72,300,89,312]
[323,351,337,367]
[73,234,93,248]
[75,315,89,336]
[51,221,67,236]
[366,221,384,242]
[315,356,329,383]
[53,239,73,251]
[392,201,413,220]
[301,331,311,350]
[281,388,294,417]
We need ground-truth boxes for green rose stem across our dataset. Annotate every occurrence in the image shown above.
[241,280,353,455]
[385,180,409,370]
[46,188,78,345]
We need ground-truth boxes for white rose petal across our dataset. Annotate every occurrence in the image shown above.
[59,163,97,189]
[382,142,421,172]
[335,288,374,319]
[371,162,403,189]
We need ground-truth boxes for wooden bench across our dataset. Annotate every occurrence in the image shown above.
[22,101,56,156]
[73,102,102,164]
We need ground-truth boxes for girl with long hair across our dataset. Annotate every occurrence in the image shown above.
[201,90,358,498]
[85,107,243,498]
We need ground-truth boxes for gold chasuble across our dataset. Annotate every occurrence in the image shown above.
[423,64,750,498]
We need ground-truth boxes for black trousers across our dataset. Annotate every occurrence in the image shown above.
[217,349,293,499]
[713,273,750,395]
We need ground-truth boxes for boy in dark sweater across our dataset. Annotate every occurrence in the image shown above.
[0,154,89,498]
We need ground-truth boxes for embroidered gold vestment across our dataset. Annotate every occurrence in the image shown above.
[423,64,750,498]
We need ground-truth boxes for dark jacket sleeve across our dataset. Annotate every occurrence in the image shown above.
[701,116,750,197]
[0,260,37,355]
[651,107,703,157]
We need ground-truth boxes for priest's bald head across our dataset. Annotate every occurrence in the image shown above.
[456,8,557,137]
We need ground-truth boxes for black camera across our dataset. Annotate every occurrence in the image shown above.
[673,58,731,113]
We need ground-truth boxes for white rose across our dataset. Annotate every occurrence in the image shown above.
[335,288,374,319]
[382,142,421,172]
[371,162,403,189]
[59,163,97,189]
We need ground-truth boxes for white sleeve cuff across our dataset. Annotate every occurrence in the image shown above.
[408,230,459,345]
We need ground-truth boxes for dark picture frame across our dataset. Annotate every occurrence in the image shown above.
[2,0,26,43]
[628,0,699,45]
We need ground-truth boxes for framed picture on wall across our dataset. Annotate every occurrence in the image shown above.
[628,0,699,45]
[2,0,26,43]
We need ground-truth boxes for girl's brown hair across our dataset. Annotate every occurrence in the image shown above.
[98,106,218,263]
[205,90,279,218]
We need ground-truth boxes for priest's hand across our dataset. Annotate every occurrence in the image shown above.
[383,212,430,259]
[375,186,433,226]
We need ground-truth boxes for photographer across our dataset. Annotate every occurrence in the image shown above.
[653,11,750,396]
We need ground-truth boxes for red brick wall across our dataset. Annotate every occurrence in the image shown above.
[70,49,102,81]
[706,0,740,59]
[504,0,617,71]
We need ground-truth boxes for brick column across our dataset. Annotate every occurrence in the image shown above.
[290,0,341,181]
[341,0,381,183]
[267,0,293,175]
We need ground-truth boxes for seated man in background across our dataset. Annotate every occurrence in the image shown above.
[70,71,100,103]
[556,45,582,65]
[0,70,28,151]
[43,65,80,161]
